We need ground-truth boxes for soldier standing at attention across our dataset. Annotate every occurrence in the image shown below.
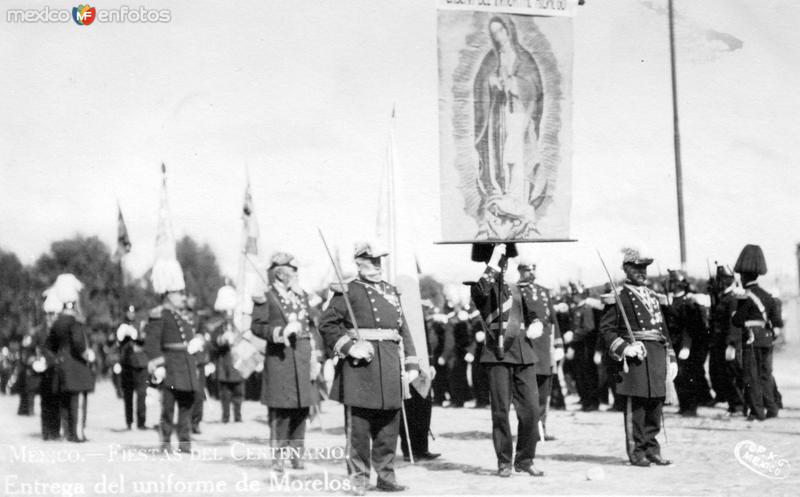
[730,244,783,421]
[517,257,563,441]
[144,261,203,454]
[319,242,420,494]
[251,252,324,472]
[117,305,149,430]
[470,243,544,478]
[600,247,677,467]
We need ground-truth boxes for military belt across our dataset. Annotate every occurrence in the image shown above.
[163,343,187,351]
[744,320,766,328]
[632,329,667,342]
[350,329,400,342]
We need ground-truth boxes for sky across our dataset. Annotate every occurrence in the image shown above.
[1,0,799,295]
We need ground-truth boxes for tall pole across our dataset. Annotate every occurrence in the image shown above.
[668,0,687,270]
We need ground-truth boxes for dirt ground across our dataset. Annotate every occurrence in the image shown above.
[2,346,798,497]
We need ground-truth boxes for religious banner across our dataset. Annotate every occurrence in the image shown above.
[438,7,573,242]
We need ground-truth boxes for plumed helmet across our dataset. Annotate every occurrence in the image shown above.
[151,259,186,294]
[42,291,64,314]
[621,245,654,267]
[269,251,299,270]
[214,285,238,312]
[353,241,389,259]
[734,244,767,275]
[50,273,84,304]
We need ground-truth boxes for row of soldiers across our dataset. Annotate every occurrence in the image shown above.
[18,241,785,494]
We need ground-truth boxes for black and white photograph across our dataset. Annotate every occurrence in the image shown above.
[1,0,798,496]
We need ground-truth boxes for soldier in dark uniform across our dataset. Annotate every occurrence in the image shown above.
[40,292,63,440]
[427,308,450,406]
[469,244,543,478]
[568,290,602,411]
[251,252,324,472]
[144,265,203,453]
[319,242,420,493]
[600,247,677,467]
[117,305,149,430]
[45,274,96,443]
[14,325,45,416]
[186,295,210,435]
[730,244,783,421]
[712,266,746,415]
[465,305,491,408]
[443,301,473,407]
[209,285,245,424]
[668,270,712,416]
[517,258,563,441]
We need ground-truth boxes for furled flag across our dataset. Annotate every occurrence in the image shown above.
[376,107,431,396]
[151,163,185,295]
[112,202,132,262]
[234,178,265,331]
[242,181,259,256]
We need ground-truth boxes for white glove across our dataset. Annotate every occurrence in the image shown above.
[283,321,302,339]
[678,347,690,360]
[204,363,216,376]
[668,361,678,382]
[116,323,137,342]
[437,356,446,366]
[348,341,375,361]
[32,357,47,373]
[153,366,166,383]
[745,329,755,345]
[526,320,544,340]
[429,366,437,380]
[82,348,96,363]
[112,363,122,375]
[187,336,204,355]
[562,330,574,344]
[488,243,506,268]
[624,342,646,360]
[773,327,783,339]
[221,330,237,345]
[464,352,475,363]
[553,348,565,362]
[406,369,419,383]
[725,345,736,361]
[565,347,575,360]
[310,360,322,380]
[593,350,603,366]
[475,331,486,343]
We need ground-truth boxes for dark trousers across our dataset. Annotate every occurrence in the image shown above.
[432,362,449,405]
[487,363,539,470]
[191,369,206,430]
[708,336,733,404]
[726,345,746,413]
[536,374,551,435]
[346,406,400,488]
[160,388,196,451]
[269,407,309,466]
[18,391,35,416]
[623,396,663,462]
[471,347,491,407]
[573,340,600,410]
[59,392,88,441]
[219,381,244,422]
[742,346,777,419]
[399,386,432,458]
[121,368,147,428]
[40,371,61,440]
[448,358,472,406]
[675,344,712,412]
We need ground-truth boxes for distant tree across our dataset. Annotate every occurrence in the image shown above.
[32,235,121,328]
[419,275,445,310]
[176,236,224,311]
[0,248,33,343]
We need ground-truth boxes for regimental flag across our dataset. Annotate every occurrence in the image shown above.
[376,108,431,396]
[234,178,265,332]
[112,202,132,262]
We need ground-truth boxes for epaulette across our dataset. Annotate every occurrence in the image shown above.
[329,277,356,294]
[148,305,164,319]
[252,293,267,305]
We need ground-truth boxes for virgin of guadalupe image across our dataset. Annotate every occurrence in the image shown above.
[473,16,546,239]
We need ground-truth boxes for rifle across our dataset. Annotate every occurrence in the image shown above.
[596,250,640,373]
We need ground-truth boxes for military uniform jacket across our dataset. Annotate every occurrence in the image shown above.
[668,293,709,352]
[713,290,742,348]
[519,282,563,374]
[731,282,783,348]
[600,283,676,398]
[119,320,148,370]
[319,278,419,410]
[143,307,202,393]
[471,267,539,365]
[47,313,95,394]
[251,284,322,409]
[207,316,245,384]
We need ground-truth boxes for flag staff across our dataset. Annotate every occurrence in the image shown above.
[668,0,687,270]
